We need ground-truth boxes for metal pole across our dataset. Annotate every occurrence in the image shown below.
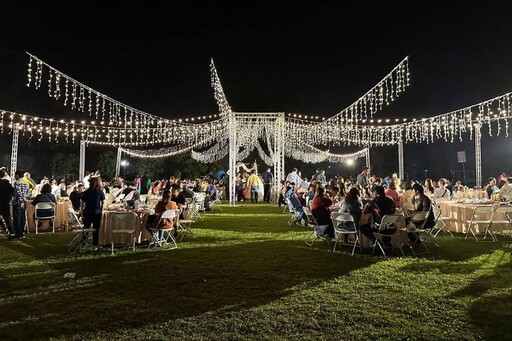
[229,113,237,206]
[79,140,86,181]
[398,140,404,180]
[115,146,122,178]
[365,147,371,176]
[475,124,482,188]
[10,124,20,176]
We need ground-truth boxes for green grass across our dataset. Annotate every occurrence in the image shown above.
[0,203,511,340]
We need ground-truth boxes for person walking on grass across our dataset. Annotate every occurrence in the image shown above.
[246,169,262,203]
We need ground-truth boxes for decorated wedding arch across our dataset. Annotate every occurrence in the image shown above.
[1,53,511,205]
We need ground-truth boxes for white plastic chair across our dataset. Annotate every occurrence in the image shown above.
[34,202,56,234]
[331,212,360,255]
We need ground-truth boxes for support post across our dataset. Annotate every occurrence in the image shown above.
[228,112,237,206]
[273,113,285,200]
[475,124,482,188]
[10,124,20,176]
[115,146,122,178]
[79,140,86,182]
[398,140,404,180]
[365,147,371,176]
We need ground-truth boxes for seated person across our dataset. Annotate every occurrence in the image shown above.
[407,183,435,244]
[32,183,57,219]
[310,187,334,238]
[359,185,396,246]
[385,181,400,207]
[153,189,178,231]
[69,183,84,211]
[433,178,451,199]
[338,187,363,242]
[286,184,305,223]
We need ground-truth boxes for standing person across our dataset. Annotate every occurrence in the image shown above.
[286,168,301,188]
[80,177,105,247]
[262,167,273,202]
[356,166,370,191]
[246,170,262,203]
[12,171,30,239]
[22,172,36,191]
[316,169,326,183]
[0,169,14,238]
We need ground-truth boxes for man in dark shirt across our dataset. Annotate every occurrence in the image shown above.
[69,183,84,211]
[360,185,396,244]
[0,169,14,237]
[171,184,187,209]
[262,168,273,202]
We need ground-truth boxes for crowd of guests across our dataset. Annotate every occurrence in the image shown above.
[0,166,224,246]
[280,166,512,248]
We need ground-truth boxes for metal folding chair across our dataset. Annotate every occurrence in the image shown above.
[373,214,406,257]
[432,203,454,237]
[109,212,138,255]
[403,211,432,255]
[464,205,494,242]
[331,212,360,255]
[67,208,95,254]
[34,202,56,234]
[303,207,330,246]
[487,206,512,241]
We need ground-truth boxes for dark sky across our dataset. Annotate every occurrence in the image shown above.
[1,1,512,181]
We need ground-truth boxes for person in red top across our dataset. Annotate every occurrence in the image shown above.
[310,186,334,238]
[384,181,400,207]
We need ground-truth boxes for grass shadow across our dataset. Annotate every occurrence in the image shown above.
[0,238,373,340]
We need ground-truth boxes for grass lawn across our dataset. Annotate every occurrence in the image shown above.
[0,203,511,340]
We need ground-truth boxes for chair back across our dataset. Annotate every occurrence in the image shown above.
[493,205,512,216]
[470,205,494,221]
[67,207,83,229]
[161,209,176,219]
[409,211,429,229]
[302,206,317,226]
[35,202,56,218]
[380,214,406,229]
[331,212,355,230]
[110,212,138,232]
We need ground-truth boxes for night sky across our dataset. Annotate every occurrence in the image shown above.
[1,1,512,182]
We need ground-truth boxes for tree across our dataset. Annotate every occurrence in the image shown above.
[51,152,79,181]
[96,150,117,180]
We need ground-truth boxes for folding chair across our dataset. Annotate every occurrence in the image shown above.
[373,214,406,257]
[177,205,196,241]
[35,202,56,234]
[403,211,432,255]
[432,203,453,237]
[464,205,494,242]
[158,210,178,249]
[109,212,138,255]
[331,212,360,255]
[487,206,512,241]
[67,208,95,254]
[303,207,330,246]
